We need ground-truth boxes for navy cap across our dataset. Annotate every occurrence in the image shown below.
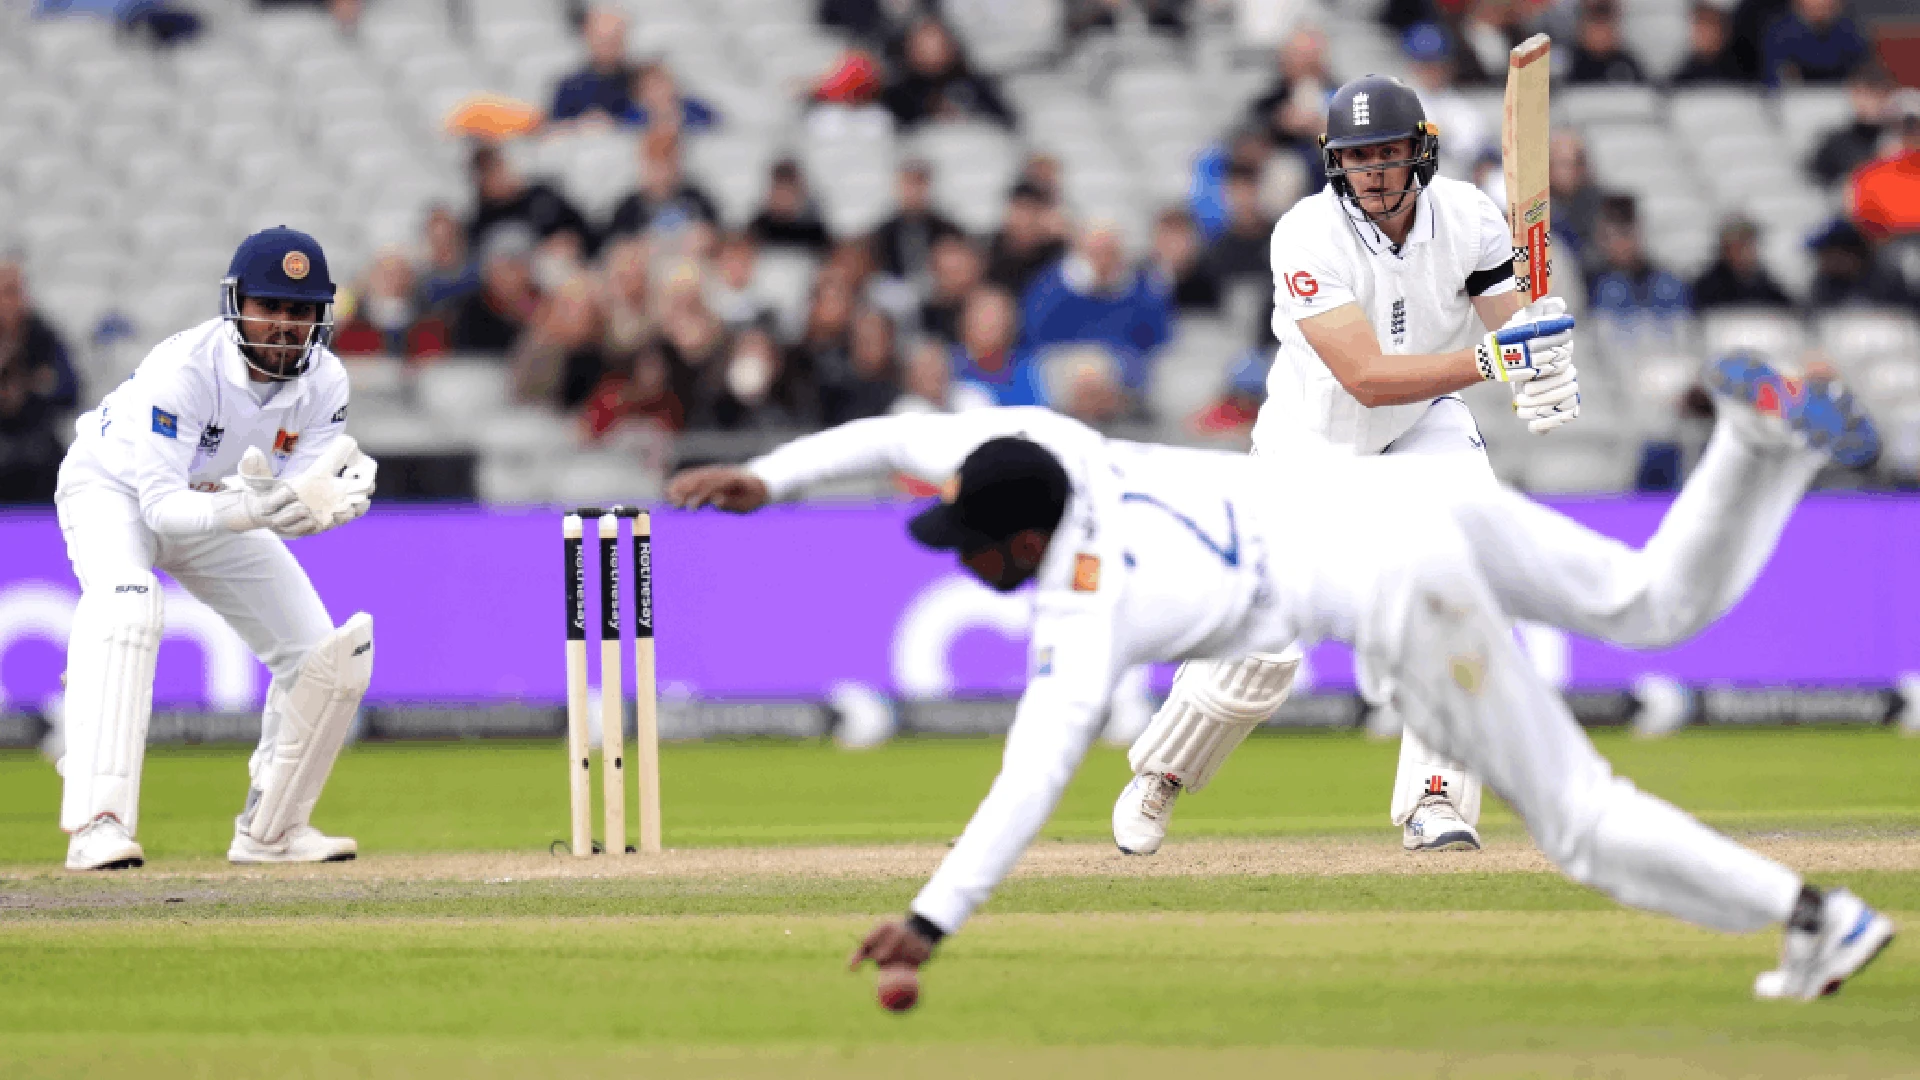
[908,437,1070,553]
[225,226,336,304]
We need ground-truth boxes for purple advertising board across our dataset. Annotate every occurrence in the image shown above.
[1,497,1916,710]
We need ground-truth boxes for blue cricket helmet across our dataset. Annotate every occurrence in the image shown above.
[220,226,337,380]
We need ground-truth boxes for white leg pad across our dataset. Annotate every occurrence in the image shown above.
[60,572,164,834]
[1389,726,1485,826]
[243,612,373,844]
[1127,648,1300,792]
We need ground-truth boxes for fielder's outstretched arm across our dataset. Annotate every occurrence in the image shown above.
[911,595,1125,935]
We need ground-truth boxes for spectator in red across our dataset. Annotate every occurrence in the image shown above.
[873,160,963,283]
[1669,2,1749,86]
[584,340,683,439]
[748,159,833,256]
[0,259,79,504]
[1761,0,1868,87]
[1566,0,1648,85]
[1691,217,1794,312]
[550,5,636,123]
[1811,66,1899,186]
[1849,95,1920,241]
[821,307,902,424]
[604,130,721,248]
[466,145,592,256]
[1147,207,1223,313]
[986,181,1068,295]
[451,226,542,355]
[920,234,985,343]
[883,16,1016,130]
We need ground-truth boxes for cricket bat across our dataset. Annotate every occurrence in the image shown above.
[1503,33,1552,301]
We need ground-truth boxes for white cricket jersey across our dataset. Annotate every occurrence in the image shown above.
[60,318,352,538]
[746,408,1428,934]
[1256,176,1516,456]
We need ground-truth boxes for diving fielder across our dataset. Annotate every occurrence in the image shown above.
[55,227,377,870]
[1112,74,1583,856]
[669,354,1891,1004]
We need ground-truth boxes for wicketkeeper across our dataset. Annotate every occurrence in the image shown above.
[53,226,377,870]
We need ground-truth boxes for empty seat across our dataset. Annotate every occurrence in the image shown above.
[1700,310,1806,364]
[415,359,513,419]
[1560,85,1660,126]
[1816,309,1920,370]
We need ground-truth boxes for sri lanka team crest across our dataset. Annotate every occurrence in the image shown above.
[272,429,300,456]
[283,251,310,280]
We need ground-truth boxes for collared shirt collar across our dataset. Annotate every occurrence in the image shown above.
[1344,184,1438,257]
[216,323,310,412]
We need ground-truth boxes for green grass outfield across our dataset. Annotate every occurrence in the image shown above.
[0,727,1916,1078]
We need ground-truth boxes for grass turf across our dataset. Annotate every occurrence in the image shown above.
[0,728,1915,1078]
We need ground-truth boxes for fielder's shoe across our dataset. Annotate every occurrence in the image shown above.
[1112,772,1182,855]
[1706,353,1802,449]
[1403,793,1481,852]
[1789,377,1881,469]
[1755,887,1894,1001]
[66,814,144,871]
[228,823,358,864]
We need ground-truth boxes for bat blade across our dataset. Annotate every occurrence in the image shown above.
[1503,33,1552,301]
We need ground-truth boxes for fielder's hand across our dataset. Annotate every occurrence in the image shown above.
[667,466,770,513]
[847,917,938,972]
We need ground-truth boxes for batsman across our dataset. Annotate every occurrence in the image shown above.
[53,226,377,871]
[1112,72,1579,856]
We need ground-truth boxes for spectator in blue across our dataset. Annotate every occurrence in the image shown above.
[1762,0,1868,86]
[1019,222,1172,398]
[615,61,718,133]
[951,286,1045,407]
[0,260,80,504]
[1189,127,1272,241]
[1586,196,1691,320]
[551,6,636,123]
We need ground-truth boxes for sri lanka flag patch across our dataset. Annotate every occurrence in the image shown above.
[273,429,300,455]
[151,408,178,438]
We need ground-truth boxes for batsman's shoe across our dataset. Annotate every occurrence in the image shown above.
[1788,377,1881,469]
[67,814,145,871]
[1403,793,1481,852]
[228,823,358,864]
[1755,888,1894,1001]
[1112,772,1183,855]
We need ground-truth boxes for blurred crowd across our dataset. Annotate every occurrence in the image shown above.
[4,0,1917,503]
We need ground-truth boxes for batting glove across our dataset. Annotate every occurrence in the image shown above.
[1513,362,1581,434]
[1476,297,1574,384]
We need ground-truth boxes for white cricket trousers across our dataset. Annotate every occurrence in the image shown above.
[54,482,335,833]
[1351,423,1819,930]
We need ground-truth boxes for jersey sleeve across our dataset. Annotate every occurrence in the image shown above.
[1269,212,1357,322]
[1467,187,1519,298]
[122,362,228,538]
[747,410,1060,502]
[909,592,1128,934]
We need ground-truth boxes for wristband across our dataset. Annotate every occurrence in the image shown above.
[905,912,947,948]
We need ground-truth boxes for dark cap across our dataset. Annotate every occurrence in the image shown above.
[224,226,335,304]
[908,437,1069,553]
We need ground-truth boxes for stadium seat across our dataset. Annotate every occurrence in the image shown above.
[1560,86,1661,126]
[1815,309,1920,374]
[416,360,514,420]
[1701,310,1807,365]
[1777,89,1852,161]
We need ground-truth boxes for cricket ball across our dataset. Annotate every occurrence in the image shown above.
[876,963,920,1013]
